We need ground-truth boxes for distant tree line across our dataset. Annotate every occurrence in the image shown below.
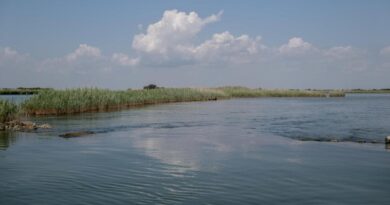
[0,87,53,95]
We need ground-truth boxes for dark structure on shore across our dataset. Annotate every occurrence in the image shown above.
[143,84,158,90]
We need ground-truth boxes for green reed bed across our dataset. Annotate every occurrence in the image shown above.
[0,100,18,123]
[20,87,345,115]
[216,86,345,98]
[21,88,229,115]
[346,89,390,94]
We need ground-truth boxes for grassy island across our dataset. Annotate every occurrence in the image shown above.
[216,87,345,98]
[21,88,229,115]
[20,87,344,116]
[0,87,345,119]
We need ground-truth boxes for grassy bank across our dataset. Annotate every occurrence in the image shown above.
[345,89,390,94]
[20,87,345,115]
[21,88,229,115]
[216,86,345,97]
[0,100,18,123]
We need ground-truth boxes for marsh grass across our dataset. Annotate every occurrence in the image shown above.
[215,86,345,97]
[346,89,390,94]
[0,100,18,123]
[21,88,229,115]
[21,87,345,115]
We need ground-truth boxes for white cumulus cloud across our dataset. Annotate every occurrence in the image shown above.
[192,31,264,63]
[324,46,354,58]
[132,9,222,55]
[66,44,102,62]
[112,53,139,66]
[131,10,265,65]
[2,10,387,89]
[0,47,29,64]
[39,44,108,74]
[279,37,314,55]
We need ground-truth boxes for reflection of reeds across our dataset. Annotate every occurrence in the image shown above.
[0,99,18,123]
[0,131,16,150]
[20,87,345,115]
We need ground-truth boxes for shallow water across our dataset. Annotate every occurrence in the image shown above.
[1,94,390,204]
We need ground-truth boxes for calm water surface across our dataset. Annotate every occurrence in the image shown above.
[1,94,390,204]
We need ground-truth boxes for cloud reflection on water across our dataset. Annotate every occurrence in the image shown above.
[128,124,292,174]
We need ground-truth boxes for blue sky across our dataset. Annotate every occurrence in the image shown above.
[1,0,390,89]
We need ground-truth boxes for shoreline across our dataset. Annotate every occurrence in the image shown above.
[0,86,345,128]
[20,87,345,116]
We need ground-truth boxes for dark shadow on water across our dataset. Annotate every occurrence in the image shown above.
[292,136,384,144]
[0,131,16,151]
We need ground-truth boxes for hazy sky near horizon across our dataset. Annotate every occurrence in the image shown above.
[1,0,390,89]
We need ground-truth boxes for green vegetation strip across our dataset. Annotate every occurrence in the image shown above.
[0,87,53,95]
[0,87,345,119]
[346,89,390,94]
[20,87,344,115]
[21,88,229,115]
[217,86,345,98]
[0,99,18,123]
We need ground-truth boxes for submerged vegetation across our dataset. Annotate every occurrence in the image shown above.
[0,100,18,123]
